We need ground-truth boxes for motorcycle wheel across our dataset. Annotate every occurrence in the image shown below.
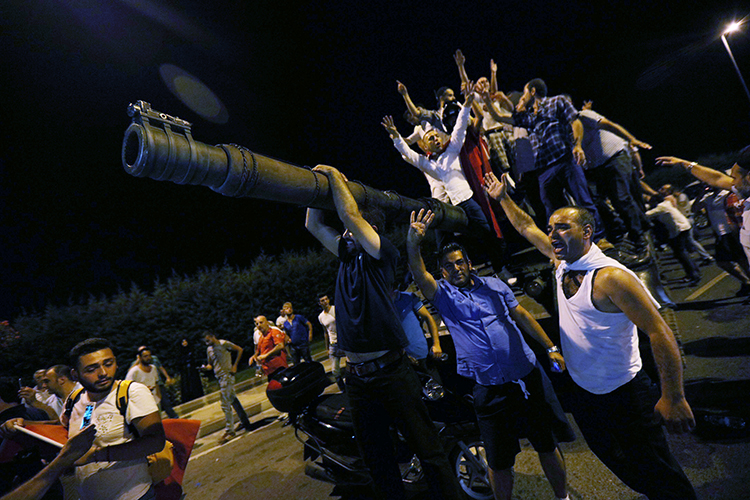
[449,440,493,500]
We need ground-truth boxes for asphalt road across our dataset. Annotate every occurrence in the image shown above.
[182,239,750,500]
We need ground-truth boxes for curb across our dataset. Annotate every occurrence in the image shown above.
[173,350,330,438]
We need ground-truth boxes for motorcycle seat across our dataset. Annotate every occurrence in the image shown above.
[309,393,354,432]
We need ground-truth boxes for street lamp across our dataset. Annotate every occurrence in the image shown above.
[720,21,750,107]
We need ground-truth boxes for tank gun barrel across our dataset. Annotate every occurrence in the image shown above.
[121,101,468,231]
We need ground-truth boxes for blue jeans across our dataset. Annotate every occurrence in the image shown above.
[345,355,463,500]
[289,343,312,365]
[538,159,606,241]
[570,370,696,500]
[217,374,236,432]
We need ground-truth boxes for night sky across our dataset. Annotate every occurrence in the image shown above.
[1,0,749,319]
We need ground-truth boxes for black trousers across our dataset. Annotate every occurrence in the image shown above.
[570,370,696,500]
[669,231,701,280]
[587,151,645,239]
[345,355,464,500]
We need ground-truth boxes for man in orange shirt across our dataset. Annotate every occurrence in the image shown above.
[250,316,288,377]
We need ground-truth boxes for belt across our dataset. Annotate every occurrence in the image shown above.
[346,350,403,377]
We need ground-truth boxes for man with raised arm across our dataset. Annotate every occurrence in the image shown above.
[406,209,575,500]
[383,84,504,268]
[305,165,463,500]
[485,172,696,499]
[657,147,750,269]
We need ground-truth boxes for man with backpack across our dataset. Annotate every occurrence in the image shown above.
[63,338,165,500]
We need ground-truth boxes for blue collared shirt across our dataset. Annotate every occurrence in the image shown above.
[514,95,579,169]
[432,276,536,385]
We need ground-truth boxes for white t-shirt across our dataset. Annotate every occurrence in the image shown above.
[646,201,691,233]
[125,365,160,405]
[43,393,64,418]
[318,307,337,345]
[68,382,158,500]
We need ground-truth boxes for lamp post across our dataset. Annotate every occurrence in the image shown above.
[720,21,750,107]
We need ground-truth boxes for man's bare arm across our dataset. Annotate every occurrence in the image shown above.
[571,119,586,167]
[484,173,557,263]
[18,388,58,420]
[480,89,514,125]
[489,59,498,95]
[406,210,438,301]
[0,424,96,500]
[416,305,442,357]
[314,165,381,259]
[655,157,733,190]
[306,207,341,256]
[597,117,651,150]
[597,268,695,434]
[454,49,469,86]
[397,81,423,120]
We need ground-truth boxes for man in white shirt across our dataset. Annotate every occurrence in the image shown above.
[383,87,502,264]
[126,347,161,407]
[486,172,696,500]
[657,148,750,273]
[45,364,81,416]
[5,338,165,500]
[317,294,343,388]
[645,194,702,285]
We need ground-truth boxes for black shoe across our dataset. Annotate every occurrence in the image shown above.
[737,284,750,297]
[699,258,715,267]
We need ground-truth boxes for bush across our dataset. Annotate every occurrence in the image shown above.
[2,248,339,378]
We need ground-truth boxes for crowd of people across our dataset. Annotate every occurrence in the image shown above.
[2,48,750,500]
[302,49,750,500]
[383,50,750,297]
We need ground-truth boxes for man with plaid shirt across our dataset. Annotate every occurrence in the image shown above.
[513,79,607,243]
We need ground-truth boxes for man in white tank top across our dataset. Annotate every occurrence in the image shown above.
[486,172,696,500]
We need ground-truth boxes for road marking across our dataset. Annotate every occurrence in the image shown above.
[188,409,282,462]
[684,272,728,301]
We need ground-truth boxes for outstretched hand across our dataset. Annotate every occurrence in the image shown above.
[484,172,508,201]
[62,424,97,467]
[462,80,475,105]
[631,139,652,150]
[396,80,408,96]
[407,209,434,247]
[453,49,465,66]
[381,115,399,139]
[655,156,687,168]
[490,59,497,73]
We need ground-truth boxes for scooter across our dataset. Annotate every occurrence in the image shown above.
[266,361,493,499]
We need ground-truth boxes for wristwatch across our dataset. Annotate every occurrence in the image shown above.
[547,346,560,354]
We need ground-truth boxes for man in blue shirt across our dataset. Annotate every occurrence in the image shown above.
[406,209,574,500]
[281,302,313,365]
